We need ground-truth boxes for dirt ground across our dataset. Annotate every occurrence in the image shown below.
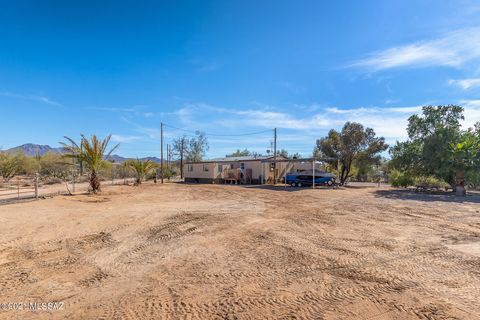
[0,183,479,319]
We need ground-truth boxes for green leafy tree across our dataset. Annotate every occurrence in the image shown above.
[226,149,251,157]
[127,158,157,185]
[389,105,472,190]
[389,169,414,187]
[61,134,119,193]
[448,130,480,194]
[290,152,301,159]
[316,122,388,184]
[277,149,289,158]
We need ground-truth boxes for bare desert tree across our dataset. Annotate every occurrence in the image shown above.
[172,135,189,178]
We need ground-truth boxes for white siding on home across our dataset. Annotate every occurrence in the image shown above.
[184,163,215,179]
[184,156,299,183]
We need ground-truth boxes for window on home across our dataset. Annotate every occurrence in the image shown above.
[188,165,193,172]
[203,164,209,172]
[240,163,245,169]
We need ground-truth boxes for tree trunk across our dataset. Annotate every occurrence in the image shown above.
[340,166,347,185]
[344,167,351,184]
[90,171,101,193]
[339,160,351,185]
[455,171,466,196]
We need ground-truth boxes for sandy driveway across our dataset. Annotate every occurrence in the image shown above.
[0,183,479,319]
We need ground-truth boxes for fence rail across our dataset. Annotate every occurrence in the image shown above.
[0,176,38,201]
[0,176,136,204]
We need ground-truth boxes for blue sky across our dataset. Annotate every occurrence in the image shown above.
[1,0,480,158]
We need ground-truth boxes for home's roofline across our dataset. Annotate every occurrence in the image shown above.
[185,156,336,164]
[185,155,282,164]
[264,157,337,163]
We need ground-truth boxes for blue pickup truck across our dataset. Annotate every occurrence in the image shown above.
[286,173,336,187]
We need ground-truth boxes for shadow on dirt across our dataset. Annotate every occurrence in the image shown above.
[177,181,339,192]
[374,189,480,204]
[241,185,338,192]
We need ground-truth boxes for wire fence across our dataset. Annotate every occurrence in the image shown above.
[0,176,38,202]
[0,175,137,204]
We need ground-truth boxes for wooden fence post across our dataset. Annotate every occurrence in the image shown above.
[35,173,39,200]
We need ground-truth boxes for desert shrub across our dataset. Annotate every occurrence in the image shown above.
[146,170,157,181]
[43,177,63,185]
[466,170,480,190]
[414,176,449,188]
[40,153,71,179]
[21,156,41,175]
[0,152,23,182]
[389,170,414,187]
[161,166,176,180]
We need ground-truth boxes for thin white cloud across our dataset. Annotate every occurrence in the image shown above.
[385,99,399,105]
[351,27,480,71]
[34,95,62,106]
[111,134,142,143]
[325,106,421,115]
[448,78,480,90]
[87,107,137,112]
[173,102,423,143]
[0,91,62,106]
[168,100,480,146]
[459,99,480,128]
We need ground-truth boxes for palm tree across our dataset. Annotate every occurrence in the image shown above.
[127,158,157,185]
[61,134,119,193]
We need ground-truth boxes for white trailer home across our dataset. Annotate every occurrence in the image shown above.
[184,155,287,184]
[184,155,329,184]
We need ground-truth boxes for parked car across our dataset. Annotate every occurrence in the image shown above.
[286,173,336,187]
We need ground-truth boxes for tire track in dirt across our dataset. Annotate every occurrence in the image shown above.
[89,282,415,320]
[102,212,213,275]
[2,184,480,319]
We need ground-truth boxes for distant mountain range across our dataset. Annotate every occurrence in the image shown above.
[5,144,161,163]
[6,143,64,156]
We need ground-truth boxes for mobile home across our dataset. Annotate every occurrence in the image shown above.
[184,155,328,184]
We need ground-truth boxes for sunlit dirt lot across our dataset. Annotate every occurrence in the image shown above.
[0,183,479,319]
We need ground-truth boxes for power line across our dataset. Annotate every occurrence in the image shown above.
[162,123,273,137]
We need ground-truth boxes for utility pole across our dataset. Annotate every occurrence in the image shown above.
[273,128,277,184]
[167,144,170,171]
[179,139,183,179]
[160,122,164,184]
